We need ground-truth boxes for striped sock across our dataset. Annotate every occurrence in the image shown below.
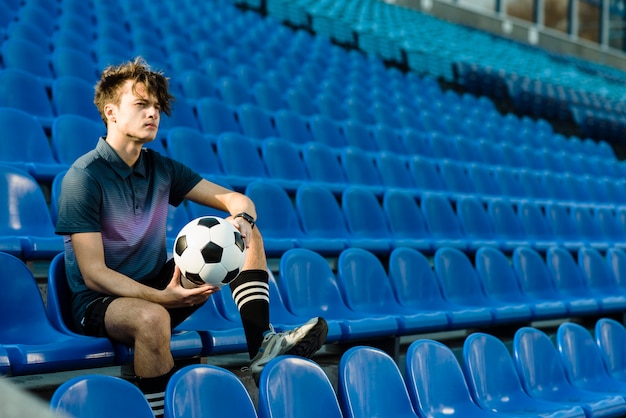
[230,269,270,357]
[137,369,174,418]
[144,391,165,417]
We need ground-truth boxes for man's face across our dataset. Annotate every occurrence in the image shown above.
[107,80,160,142]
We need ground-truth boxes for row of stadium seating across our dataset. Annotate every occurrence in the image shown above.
[4,156,626,261]
[4,240,626,376]
[47,318,626,417]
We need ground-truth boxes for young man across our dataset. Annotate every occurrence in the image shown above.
[55,57,327,416]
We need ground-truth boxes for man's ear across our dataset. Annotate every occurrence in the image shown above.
[104,103,116,123]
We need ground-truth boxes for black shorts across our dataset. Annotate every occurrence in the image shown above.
[80,259,203,338]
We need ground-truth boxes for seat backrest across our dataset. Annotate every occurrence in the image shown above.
[475,246,527,302]
[341,187,391,239]
[595,318,626,380]
[338,346,418,418]
[343,120,378,152]
[512,246,562,300]
[434,247,490,306]
[216,133,268,178]
[261,138,309,182]
[577,247,620,294]
[0,69,52,126]
[340,147,384,188]
[408,155,447,192]
[336,248,399,313]
[0,165,56,237]
[164,364,257,418]
[308,114,348,148]
[372,125,407,154]
[301,142,348,186]
[50,375,154,418]
[488,198,526,241]
[463,332,539,412]
[296,183,350,238]
[245,180,304,239]
[388,247,447,308]
[236,103,278,139]
[273,109,314,144]
[195,97,241,135]
[546,247,592,297]
[512,327,572,397]
[46,252,80,335]
[1,38,53,80]
[51,76,102,122]
[468,163,500,196]
[439,159,475,194]
[50,47,99,82]
[494,167,525,198]
[216,76,253,107]
[376,151,416,189]
[420,193,466,240]
[382,190,432,242]
[572,206,604,243]
[405,339,487,417]
[50,115,102,165]
[252,82,285,111]
[257,356,343,418]
[165,127,223,177]
[556,322,614,388]
[606,248,626,292]
[517,201,554,241]
[456,195,499,240]
[278,248,354,319]
[0,107,58,165]
[595,207,626,241]
[178,69,217,102]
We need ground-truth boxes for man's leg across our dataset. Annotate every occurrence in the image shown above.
[229,227,328,383]
[105,297,174,417]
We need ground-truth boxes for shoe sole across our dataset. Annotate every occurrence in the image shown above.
[285,317,328,359]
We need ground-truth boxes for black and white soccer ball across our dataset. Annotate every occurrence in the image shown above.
[173,216,246,288]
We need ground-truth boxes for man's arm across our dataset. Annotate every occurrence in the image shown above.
[71,231,215,308]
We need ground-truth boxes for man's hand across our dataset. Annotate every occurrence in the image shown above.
[160,265,219,308]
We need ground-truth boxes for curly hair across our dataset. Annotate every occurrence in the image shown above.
[94,57,174,125]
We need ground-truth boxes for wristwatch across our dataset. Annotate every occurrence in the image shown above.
[235,212,256,229]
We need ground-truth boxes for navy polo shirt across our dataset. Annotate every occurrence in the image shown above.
[55,138,202,328]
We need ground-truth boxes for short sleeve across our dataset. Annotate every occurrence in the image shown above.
[55,167,103,235]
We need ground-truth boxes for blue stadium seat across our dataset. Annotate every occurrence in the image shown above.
[166,203,191,254]
[420,192,471,250]
[252,82,285,111]
[513,326,626,417]
[257,356,343,418]
[408,155,448,194]
[0,346,9,376]
[391,247,494,330]
[382,189,434,251]
[434,247,532,324]
[243,180,302,255]
[301,142,350,194]
[595,207,626,248]
[402,129,435,157]
[216,76,253,106]
[372,125,407,154]
[50,115,103,165]
[260,137,310,192]
[487,198,533,250]
[52,28,93,54]
[606,247,626,297]
[236,103,279,139]
[337,248,449,334]
[7,19,50,50]
[571,205,609,250]
[343,120,378,151]
[158,97,201,136]
[467,163,501,196]
[339,147,385,195]
[51,76,103,122]
[308,113,348,149]
[317,92,349,121]
[0,252,115,376]
[375,151,417,191]
[595,318,626,383]
[1,38,54,86]
[475,246,568,320]
[517,200,560,250]
[463,332,586,418]
[0,108,67,181]
[557,322,626,396]
[456,195,504,250]
[50,47,99,83]
[546,246,616,313]
[512,246,599,317]
[48,253,205,363]
[165,127,223,181]
[216,133,268,189]
[338,346,420,418]
[285,87,319,116]
[273,109,315,144]
[439,159,477,195]
[544,203,585,250]
[0,165,63,259]
[177,70,218,104]
[0,68,56,128]
[577,247,626,310]
[279,248,396,341]
[195,97,242,136]
[294,183,352,251]
[164,364,257,418]
[169,51,202,75]
[405,339,501,418]
[494,166,526,198]
[50,375,154,418]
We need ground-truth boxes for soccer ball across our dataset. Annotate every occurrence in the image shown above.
[173,216,246,288]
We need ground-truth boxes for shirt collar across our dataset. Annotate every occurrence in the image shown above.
[96,137,148,179]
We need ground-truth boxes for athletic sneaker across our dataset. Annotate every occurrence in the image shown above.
[249,317,328,384]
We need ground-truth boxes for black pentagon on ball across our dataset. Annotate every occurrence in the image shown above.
[174,235,188,257]
[200,241,223,263]
[198,216,221,229]
[234,231,245,252]
[222,268,240,285]
[185,272,206,286]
